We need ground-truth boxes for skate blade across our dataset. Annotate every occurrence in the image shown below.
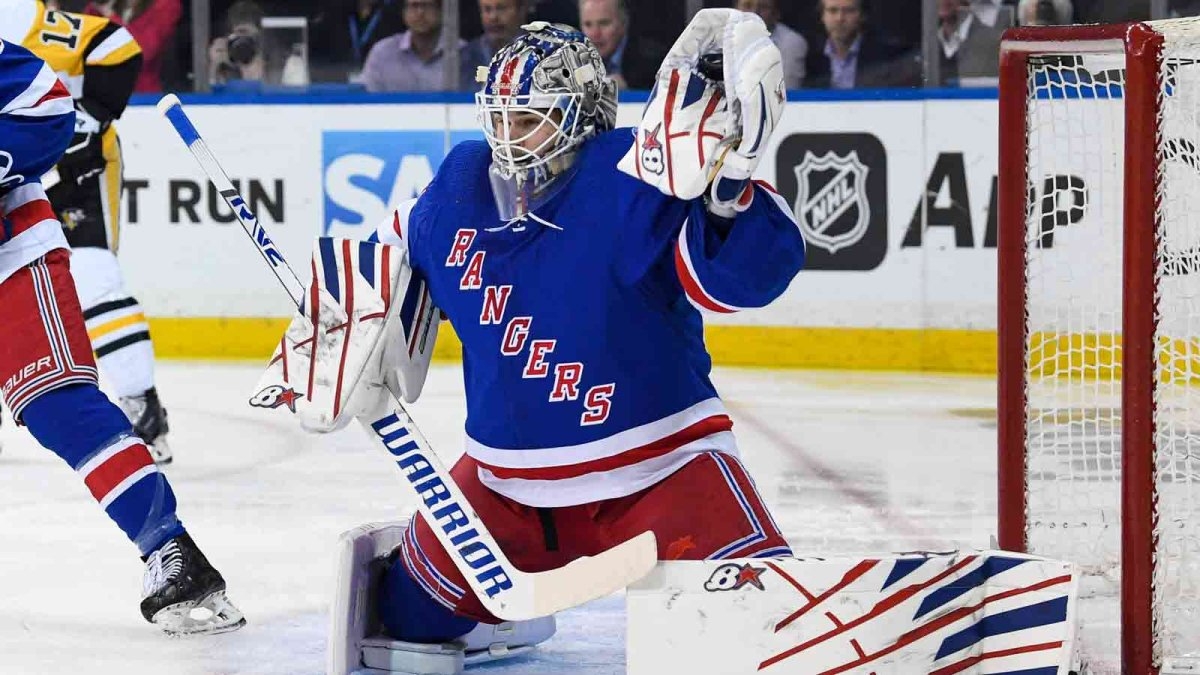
[151,590,246,636]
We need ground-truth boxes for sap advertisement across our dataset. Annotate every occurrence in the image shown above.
[112,97,1023,332]
[322,130,479,239]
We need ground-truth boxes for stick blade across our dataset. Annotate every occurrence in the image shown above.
[519,530,658,620]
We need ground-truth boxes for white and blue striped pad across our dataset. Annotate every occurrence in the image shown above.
[250,236,436,432]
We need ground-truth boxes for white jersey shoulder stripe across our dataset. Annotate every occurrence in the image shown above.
[85,26,136,64]
[1,63,71,118]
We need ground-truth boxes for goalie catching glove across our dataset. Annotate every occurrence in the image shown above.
[251,237,439,432]
[617,8,785,217]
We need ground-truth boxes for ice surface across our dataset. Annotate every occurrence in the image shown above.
[0,363,998,674]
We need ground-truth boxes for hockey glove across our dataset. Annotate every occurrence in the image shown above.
[618,9,785,217]
[706,11,785,218]
[52,105,108,188]
[55,131,106,187]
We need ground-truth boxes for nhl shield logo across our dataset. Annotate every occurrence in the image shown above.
[794,151,870,254]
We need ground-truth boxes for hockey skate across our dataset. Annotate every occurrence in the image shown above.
[141,533,245,636]
[120,387,171,464]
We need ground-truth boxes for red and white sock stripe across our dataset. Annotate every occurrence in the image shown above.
[78,436,157,509]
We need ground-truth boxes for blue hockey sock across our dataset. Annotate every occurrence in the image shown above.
[379,553,478,643]
[21,384,185,556]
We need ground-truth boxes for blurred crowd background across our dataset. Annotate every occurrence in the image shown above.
[45,0,1200,94]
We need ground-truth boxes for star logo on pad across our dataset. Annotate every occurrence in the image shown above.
[250,385,304,414]
[276,387,302,413]
[735,563,765,590]
[642,122,663,151]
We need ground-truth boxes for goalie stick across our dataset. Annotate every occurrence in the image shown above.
[154,94,657,622]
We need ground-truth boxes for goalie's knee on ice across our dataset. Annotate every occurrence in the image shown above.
[379,549,479,643]
[328,521,556,675]
[376,535,558,650]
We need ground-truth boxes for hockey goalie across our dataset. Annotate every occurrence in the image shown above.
[249,9,1082,674]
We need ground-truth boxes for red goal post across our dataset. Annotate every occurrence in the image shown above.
[997,21,1200,675]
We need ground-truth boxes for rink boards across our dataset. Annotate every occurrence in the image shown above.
[111,90,1032,372]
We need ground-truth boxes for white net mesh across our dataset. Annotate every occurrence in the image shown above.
[1024,50,1126,674]
[1152,18,1200,669]
[1021,21,1200,671]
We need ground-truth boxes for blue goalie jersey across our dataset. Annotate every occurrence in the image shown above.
[377,129,805,507]
[0,38,75,285]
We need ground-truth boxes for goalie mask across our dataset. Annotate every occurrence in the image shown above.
[476,22,617,220]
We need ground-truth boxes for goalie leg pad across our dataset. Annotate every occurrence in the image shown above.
[628,552,1080,674]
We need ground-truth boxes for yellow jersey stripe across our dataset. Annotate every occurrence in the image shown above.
[88,312,148,341]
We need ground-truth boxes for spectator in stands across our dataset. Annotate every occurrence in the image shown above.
[805,0,919,89]
[310,0,405,82]
[937,0,1005,85]
[208,0,306,87]
[363,0,470,91]
[1017,0,1075,24]
[209,1,267,84]
[735,0,806,90]
[463,0,530,78]
[578,0,664,90]
[83,0,183,93]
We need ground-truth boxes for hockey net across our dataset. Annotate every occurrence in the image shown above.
[998,20,1200,675]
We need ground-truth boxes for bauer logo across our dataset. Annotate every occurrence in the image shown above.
[322,130,478,238]
[777,133,888,271]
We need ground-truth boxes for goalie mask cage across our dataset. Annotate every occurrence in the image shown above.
[998,21,1200,675]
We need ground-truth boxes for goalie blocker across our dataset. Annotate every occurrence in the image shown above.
[251,236,438,431]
